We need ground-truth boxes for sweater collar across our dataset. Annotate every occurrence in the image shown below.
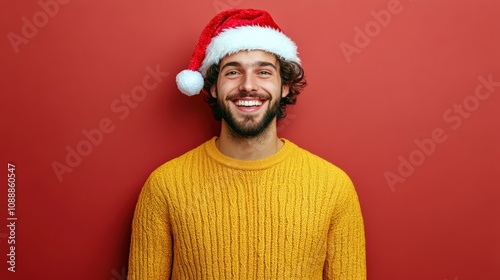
[204,136,296,170]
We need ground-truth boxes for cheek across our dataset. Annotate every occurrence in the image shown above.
[218,80,239,95]
[262,81,283,96]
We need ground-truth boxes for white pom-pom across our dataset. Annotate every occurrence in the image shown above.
[176,70,204,96]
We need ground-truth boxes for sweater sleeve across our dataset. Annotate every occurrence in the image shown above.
[128,173,172,280]
[323,176,366,280]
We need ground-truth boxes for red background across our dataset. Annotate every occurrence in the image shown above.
[1,0,499,279]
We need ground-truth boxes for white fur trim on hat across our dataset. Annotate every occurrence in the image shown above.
[176,70,204,96]
[199,25,300,75]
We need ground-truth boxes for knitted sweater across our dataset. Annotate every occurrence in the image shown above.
[128,137,366,279]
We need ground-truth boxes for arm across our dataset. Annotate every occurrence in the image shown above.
[128,174,173,279]
[323,178,366,279]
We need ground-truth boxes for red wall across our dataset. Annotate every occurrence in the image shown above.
[1,0,499,279]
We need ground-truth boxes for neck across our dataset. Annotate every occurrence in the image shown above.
[216,120,284,160]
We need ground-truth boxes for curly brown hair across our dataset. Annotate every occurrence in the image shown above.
[203,55,307,121]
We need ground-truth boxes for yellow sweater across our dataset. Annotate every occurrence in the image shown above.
[128,137,366,279]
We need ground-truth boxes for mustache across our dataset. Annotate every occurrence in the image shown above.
[225,92,271,100]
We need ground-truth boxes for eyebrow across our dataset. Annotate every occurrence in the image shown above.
[220,61,278,72]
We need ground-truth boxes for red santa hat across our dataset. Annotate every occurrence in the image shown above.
[176,8,301,96]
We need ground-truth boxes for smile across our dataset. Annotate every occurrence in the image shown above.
[234,100,263,107]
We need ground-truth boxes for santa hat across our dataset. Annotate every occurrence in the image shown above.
[176,8,300,96]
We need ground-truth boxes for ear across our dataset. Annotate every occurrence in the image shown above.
[281,84,290,98]
[210,84,217,99]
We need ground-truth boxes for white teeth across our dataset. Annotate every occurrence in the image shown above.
[235,100,263,107]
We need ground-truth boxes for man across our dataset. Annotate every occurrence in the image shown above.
[128,8,366,279]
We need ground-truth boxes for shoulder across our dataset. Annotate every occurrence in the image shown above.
[286,140,352,182]
[149,139,209,180]
[138,139,211,200]
[286,140,359,210]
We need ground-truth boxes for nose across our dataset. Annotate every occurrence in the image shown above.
[238,72,258,93]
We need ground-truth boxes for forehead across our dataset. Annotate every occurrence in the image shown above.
[219,50,278,66]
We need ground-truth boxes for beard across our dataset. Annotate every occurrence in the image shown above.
[216,91,281,139]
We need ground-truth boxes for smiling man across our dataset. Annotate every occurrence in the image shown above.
[209,50,290,158]
[128,8,366,280]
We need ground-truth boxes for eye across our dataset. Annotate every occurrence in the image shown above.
[225,70,239,76]
[258,70,272,75]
